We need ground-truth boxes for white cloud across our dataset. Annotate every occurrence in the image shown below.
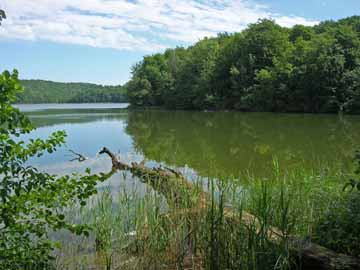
[0,0,319,52]
[275,16,319,27]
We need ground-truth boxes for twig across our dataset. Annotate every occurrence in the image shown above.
[68,149,87,162]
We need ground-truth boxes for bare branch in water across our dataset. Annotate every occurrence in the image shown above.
[68,149,88,162]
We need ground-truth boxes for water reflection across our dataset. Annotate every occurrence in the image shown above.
[19,104,360,180]
[15,103,129,112]
[126,110,360,177]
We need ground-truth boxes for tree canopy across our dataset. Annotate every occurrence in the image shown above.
[17,80,128,103]
[127,16,360,113]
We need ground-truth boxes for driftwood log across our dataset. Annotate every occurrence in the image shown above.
[98,147,360,270]
[98,147,207,208]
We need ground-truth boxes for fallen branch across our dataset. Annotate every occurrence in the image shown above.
[68,149,87,162]
[98,147,207,208]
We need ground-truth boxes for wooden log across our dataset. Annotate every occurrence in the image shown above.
[298,242,360,270]
[98,147,207,208]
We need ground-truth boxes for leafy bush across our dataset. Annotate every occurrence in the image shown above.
[315,192,360,257]
[0,70,101,269]
[315,151,360,257]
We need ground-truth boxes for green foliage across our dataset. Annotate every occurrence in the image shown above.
[343,150,360,191]
[315,192,360,257]
[128,16,360,113]
[0,70,102,269]
[317,151,360,257]
[17,80,128,104]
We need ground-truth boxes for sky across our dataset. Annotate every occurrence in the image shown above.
[0,0,359,85]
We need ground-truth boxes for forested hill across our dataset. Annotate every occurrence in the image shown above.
[17,80,128,103]
[127,16,360,113]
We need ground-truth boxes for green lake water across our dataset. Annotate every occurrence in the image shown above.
[17,104,360,184]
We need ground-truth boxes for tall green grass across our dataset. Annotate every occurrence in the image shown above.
[54,161,347,270]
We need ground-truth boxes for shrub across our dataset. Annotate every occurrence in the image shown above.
[0,70,101,269]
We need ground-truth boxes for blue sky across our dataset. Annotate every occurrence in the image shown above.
[0,0,359,85]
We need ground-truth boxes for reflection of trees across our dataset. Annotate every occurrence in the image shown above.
[26,109,128,128]
[334,114,360,161]
[125,110,360,178]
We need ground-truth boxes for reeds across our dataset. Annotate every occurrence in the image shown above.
[54,161,345,270]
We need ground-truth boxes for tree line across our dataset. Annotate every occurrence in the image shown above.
[17,80,128,103]
[127,16,360,113]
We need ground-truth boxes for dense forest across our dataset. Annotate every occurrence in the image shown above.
[17,80,127,103]
[127,16,360,113]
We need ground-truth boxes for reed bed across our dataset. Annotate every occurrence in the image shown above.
[53,160,348,270]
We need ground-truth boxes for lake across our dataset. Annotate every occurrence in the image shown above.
[17,103,360,185]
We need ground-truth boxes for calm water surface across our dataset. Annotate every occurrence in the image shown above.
[15,103,129,112]
[17,104,360,184]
